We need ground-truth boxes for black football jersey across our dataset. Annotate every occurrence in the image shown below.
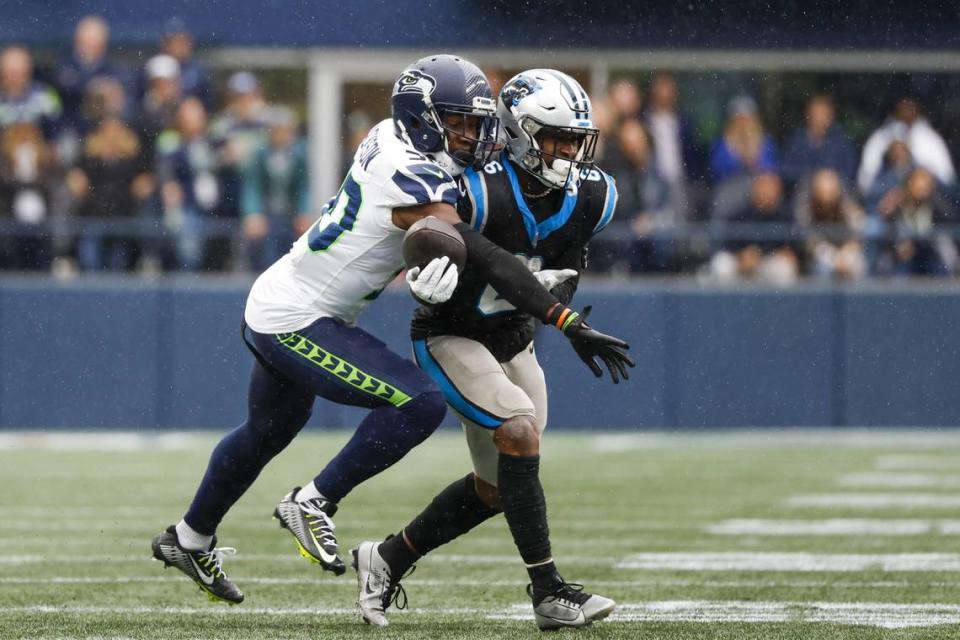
[410,154,618,361]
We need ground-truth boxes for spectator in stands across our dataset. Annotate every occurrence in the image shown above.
[78,76,127,134]
[608,79,643,124]
[67,117,153,271]
[210,71,269,179]
[859,139,915,275]
[864,139,914,218]
[156,97,222,271]
[342,110,372,175]
[710,173,798,284]
[0,46,62,141]
[643,72,702,219]
[241,106,310,271]
[611,119,673,273]
[208,71,269,268]
[0,123,59,269]
[794,168,866,279]
[55,16,125,137]
[710,96,777,184]
[134,54,182,160]
[598,80,643,170]
[888,167,955,276]
[781,94,857,188]
[858,97,955,193]
[158,19,212,110]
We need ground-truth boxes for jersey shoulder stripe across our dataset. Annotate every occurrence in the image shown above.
[360,120,458,208]
[390,163,457,206]
[463,167,488,231]
[593,170,618,235]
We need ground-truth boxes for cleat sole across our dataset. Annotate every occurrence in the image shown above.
[297,541,321,565]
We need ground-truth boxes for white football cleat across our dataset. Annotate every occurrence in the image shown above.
[529,582,616,630]
[351,539,414,627]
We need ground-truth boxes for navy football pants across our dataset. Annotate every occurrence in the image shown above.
[184,317,446,535]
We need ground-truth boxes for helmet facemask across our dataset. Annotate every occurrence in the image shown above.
[518,117,599,191]
[433,98,500,170]
[391,58,499,175]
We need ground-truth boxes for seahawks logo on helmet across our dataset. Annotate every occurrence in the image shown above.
[394,69,436,97]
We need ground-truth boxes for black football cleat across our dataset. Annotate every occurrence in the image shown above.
[151,525,244,604]
[273,487,346,575]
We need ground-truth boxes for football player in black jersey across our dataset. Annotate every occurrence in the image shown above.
[351,70,633,630]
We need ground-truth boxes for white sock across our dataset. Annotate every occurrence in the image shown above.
[175,519,214,551]
[295,482,328,503]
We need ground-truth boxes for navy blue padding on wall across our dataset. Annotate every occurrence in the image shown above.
[668,291,835,427]
[4,280,960,429]
[166,288,249,428]
[0,284,162,428]
[535,290,668,428]
[843,292,960,427]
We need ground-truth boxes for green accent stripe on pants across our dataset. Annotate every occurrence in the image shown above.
[275,332,413,408]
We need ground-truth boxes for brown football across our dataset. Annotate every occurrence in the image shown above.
[402,216,467,271]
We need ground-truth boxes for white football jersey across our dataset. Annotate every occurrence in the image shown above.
[245,120,458,333]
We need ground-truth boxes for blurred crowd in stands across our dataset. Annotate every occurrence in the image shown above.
[2,15,959,281]
[0,16,308,275]
[588,74,960,282]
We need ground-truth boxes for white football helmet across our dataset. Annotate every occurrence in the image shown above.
[497,69,599,192]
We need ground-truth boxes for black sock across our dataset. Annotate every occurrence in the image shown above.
[377,532,420,576]
[498,453,554,574]
[380,474,501,575]
[528,562,564,602]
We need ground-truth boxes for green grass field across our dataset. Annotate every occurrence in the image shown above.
[4,430,960,639]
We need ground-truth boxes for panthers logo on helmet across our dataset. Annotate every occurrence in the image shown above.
[501,76,540,107]
[394,69,436,97]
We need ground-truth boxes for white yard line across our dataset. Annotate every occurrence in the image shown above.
[0,433,195,451]
[0,553,610,566]
[490,601,960,629]
[592,430,960,453]
[4,601,959,629]
[10,551,960,570]
[3,576,960,589]
[837,472,960,489]
[707,518,936,536]
[616,552,960,572]
[0,535,665,550]
[874,454,960,470]
[787,493,960,508]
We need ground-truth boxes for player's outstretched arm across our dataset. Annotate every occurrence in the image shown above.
[393,202,561,321]
[394,203,635,381]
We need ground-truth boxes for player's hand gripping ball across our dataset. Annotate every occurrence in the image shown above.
[403,217,467,305]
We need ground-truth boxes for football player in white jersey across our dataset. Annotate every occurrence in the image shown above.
[151,55,631,605]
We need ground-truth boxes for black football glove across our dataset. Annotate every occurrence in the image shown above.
[556,306,635,384]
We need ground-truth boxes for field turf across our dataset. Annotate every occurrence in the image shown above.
[3,430,960,639]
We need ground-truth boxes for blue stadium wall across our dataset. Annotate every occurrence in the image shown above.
[1,279,956,430]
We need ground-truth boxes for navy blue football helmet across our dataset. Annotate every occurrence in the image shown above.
[392,54,499,173]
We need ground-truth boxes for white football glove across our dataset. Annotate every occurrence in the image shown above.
[533,268,578,291]
[406,256,459,304]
